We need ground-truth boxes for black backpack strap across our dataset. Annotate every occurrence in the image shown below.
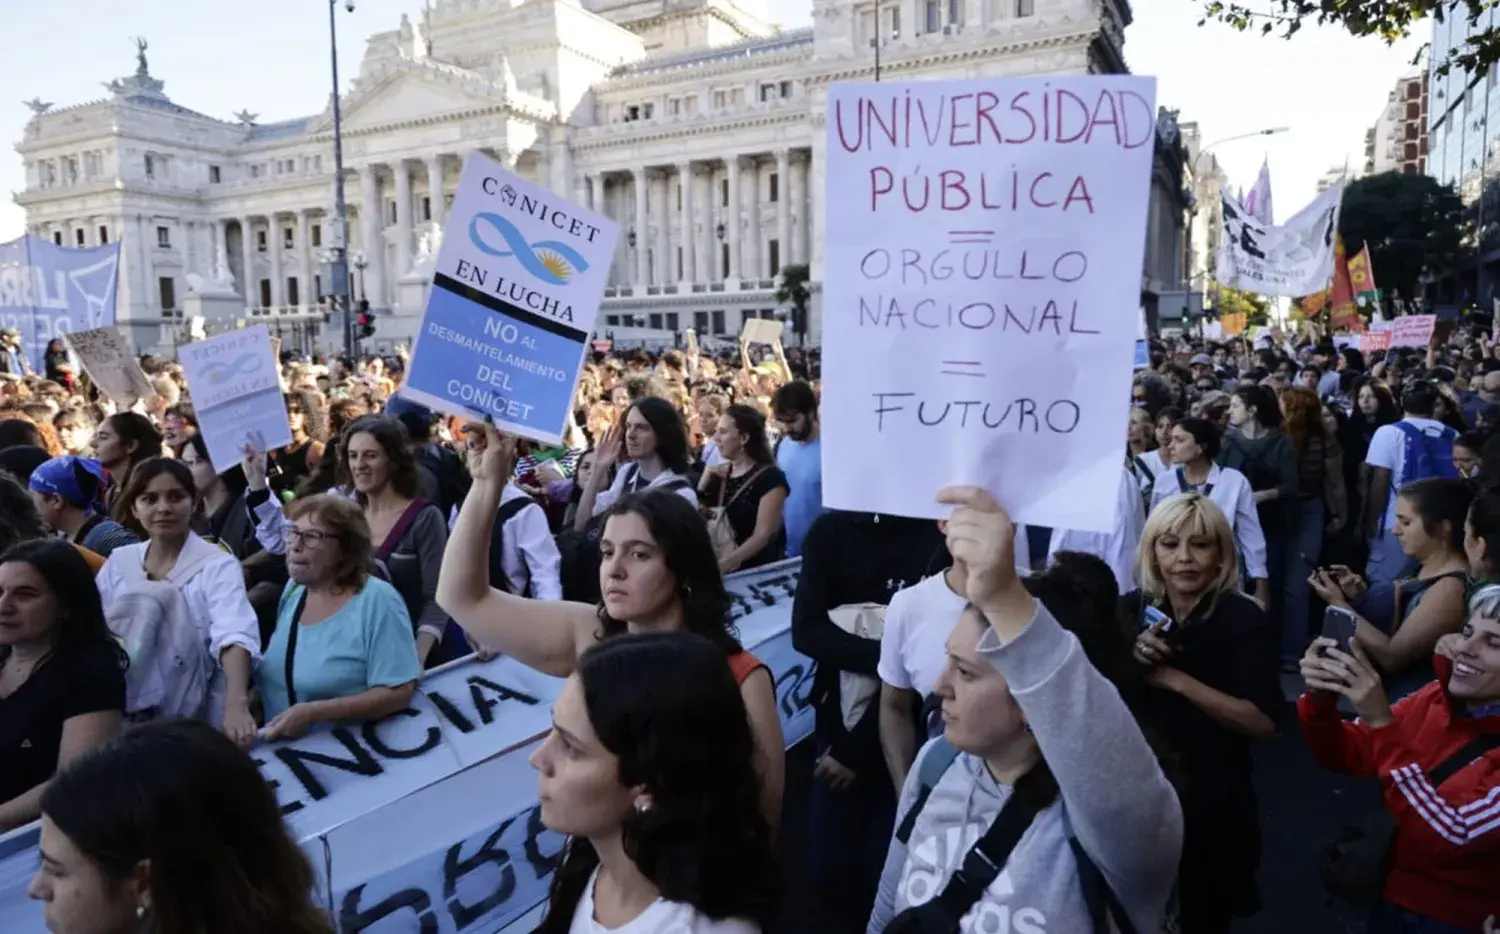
[488,495,537,596]
[1429,733,1500,786]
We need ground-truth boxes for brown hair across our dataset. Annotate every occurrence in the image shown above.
[287,494,372,591]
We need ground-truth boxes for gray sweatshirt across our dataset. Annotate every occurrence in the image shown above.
[866,600,1183,934]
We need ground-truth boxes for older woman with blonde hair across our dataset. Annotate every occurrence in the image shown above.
[254,494,421,742]
[1122,492,1281,934]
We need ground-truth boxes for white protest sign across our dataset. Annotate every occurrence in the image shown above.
[1389,314,1436,348]
[1215,181,1343,298]
[400,154,620,444]
[64,326,155,406]
[821,76,1156,532]
[178,325,292,473]
[741,317,784,345]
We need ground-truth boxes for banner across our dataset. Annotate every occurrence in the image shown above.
[400,154,620,445]
[64,327,155,407]
[179,325,292,473]
[1216,180,1343,298]
[1348,243,1377,302]
[821,75,1157,533]
[0,234,121,370]
[0,560,809,934]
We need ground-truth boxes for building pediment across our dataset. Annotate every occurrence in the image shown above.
[310,60,555,135]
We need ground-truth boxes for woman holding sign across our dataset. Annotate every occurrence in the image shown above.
[439,421,785,830]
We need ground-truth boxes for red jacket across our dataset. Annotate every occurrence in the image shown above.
[1297,657,1500,930]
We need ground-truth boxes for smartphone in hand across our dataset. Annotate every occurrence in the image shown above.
[1321,605,1358,655]
[1143,604,1176,634]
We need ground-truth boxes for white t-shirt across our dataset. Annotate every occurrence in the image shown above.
[569,869,760,934]
[1365,417,1448,531]
[877,571,967,698]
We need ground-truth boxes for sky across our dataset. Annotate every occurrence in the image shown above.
[0,0,1430,241]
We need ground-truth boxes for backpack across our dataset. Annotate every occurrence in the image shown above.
[558,466,689,603]
[895,738,1143,934]
[104,578,211,721]
[488,495,539,596]
[1393,421,1458,486]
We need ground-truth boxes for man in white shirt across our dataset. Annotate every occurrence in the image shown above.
[1363,383,1456,591]
[876,549,965,791]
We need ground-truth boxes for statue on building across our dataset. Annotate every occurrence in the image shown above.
[23,98,52,116]
[135,37,149,76]
[233,110,259,126]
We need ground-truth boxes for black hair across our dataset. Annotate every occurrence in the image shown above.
[395,411,432,445]
[1467,489,1500,578]
[0,444,49,484]
[1398,477,1474,554]
[596,490,741,657]
[41,720,332,934]
[0,468,50,551]
[1352,377,1400,428]
[1401,380,1440,419]
[536,632,780,933]
[770,379,817,418]
[0,418,41,451]
[0,539,125,671]
[184,433,248,499]
[119,458,196,539]
[623,396,691,475]
[1232,383,1283,430]
[721,403,775,464]
[1173,417,1221,460]
[285,390,328,442]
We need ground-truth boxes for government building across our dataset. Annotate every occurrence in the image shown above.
[13,0,1154,355]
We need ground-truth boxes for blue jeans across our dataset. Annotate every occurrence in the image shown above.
[1366,901,1474,934]
[1282,498,1325,658]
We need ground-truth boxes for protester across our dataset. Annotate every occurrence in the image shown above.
[269,390,326,498]
[771,380,822,557]
[0,540,125,833]
[576,396,699,525]
[28,455,139,558]
[698,404,789,573]
[181,435,259,560]
[29,719,334,934]
[1364,383,1460,593]
[532,631,780,933]
[94,412,162,526]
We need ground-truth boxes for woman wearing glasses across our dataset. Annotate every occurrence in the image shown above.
[254,494,421,742]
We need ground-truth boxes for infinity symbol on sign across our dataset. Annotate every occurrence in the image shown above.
[468,212,591,286]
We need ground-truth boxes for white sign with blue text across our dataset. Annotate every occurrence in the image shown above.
[400,154,620,444]
[178,324,292,474]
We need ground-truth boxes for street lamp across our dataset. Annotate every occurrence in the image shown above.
[328,0,357,360]
[351,250,368,302]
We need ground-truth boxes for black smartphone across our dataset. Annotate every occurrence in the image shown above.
[1321,606,1358,655]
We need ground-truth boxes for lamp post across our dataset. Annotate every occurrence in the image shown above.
[352,250,368,302]
[328,0,356,360]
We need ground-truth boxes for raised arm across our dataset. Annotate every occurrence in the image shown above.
[436,422,594,678]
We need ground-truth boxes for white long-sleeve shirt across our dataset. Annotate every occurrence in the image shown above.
[1015,465,1146,594]
[1148,463,1268,580]
[447,484,563,601]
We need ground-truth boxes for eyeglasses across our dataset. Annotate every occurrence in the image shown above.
[283,528,332,548]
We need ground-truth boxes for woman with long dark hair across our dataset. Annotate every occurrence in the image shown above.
[181,434,258,560]
[92,412,161,525]
[574,395,698,530]
[440,423,785,827]
[28,719,333,934]
[0,540,125,833]
[697,403,788,573]
[533,631,779,933]
[270,390,327,499]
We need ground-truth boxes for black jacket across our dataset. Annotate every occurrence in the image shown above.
[791,510,948,771]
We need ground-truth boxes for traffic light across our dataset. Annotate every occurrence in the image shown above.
[356,301,375,339]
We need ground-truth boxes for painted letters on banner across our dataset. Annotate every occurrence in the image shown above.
[821,77,1157,532]
[0,561,810,934]
[1389,314,1436,348]
[64,327,155,407]
[1216,181,1343,298]
[400,154,620,444]
[0,234,121,370]
[179,325,292,473]
[1359,331,1391,353]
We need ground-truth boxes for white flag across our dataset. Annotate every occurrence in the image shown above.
[1216,180,1343,298]
[1242,158,1273,226]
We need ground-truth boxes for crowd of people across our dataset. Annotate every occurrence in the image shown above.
[0,320,1496,934]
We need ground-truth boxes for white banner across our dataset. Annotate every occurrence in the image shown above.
[1215,180,1343,298]
[821,76,1157,533]
[0,560,809,934]
[63,326,155,407]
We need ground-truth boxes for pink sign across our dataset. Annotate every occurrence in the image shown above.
[1359,331,1391,353]
[1389,314,1435,349]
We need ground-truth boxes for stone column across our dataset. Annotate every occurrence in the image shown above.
[775,149,791,276]
[359,164,386,308]
[745,157,762,280]
[268,213,284,310]
[551,134,573,198]
[587,174,600,214]
[138,215,156,316]
[425,155,445,225]
[791,153,809,264]
[393,159,413,279]
[697,170,713,283]
[726,157,742,281]
[297,211,313,311]
[632,167,649,286]
[215,220,229,277]
[677,162,695,284]
[650,171,668,285]
[178,219,194,283]
[240,216,257,307]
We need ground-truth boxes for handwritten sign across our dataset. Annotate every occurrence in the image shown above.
[0,560,811,934]
[400,154,620,444]
[741,318,783,346]
[64,327,155,406]
[1389,314,1436,349]
[179,325,292,473]
[820,76,1156,532]
[1358,331,1391,353]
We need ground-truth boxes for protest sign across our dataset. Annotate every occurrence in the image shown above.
[741,317,783,345]
[64,327,155,406]
[1389,314,1435,348]
[0,560,811,934]
[1216,181,1343,298]
[1133,340,1149,369]
[0,234,121,369]
[821,76,1156,532]
[1359,331,1391,353]
[400,154,620,444]
[179,325,292,473]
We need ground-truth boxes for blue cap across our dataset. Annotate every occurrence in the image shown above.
[28,455,108,511]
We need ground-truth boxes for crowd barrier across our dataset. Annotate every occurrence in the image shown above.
[0,559,810,933]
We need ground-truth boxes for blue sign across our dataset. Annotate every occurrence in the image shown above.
[401,155,619,444]
[0,234,121,370]
[1133,339,1149,369]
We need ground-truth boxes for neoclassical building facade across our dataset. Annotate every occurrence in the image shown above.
[14,0,1133,354]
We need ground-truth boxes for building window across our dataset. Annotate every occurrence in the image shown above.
[888,6,901,36]
[84,152,102,178]
[74,229,85,246]
[209,165,221,184]
[684,95,698,115]
[144,154,156,179]
[677,247,683,278]
[624,104,641,122]
[721,179,729,207]
[948,0,961,24]
[925,0,939,32]
[156,226,171,248]
[388,201,398,224]
[649,313,664,330]
[1015,0,1033,16]
[98,226,109,244]
[711,310,726,334]
[287,278,300,307]
[249,164,263,179]
[760,83,778,102]
[158,276,176,313]
[642,102,654,119]
[713,89,727,109]
[256,230,268,252]
[52,231,62,246]
[63,157,78,185]
[721,243,730,277]
[768,239,780,275]
[676,184,682,211]
[259,279,272,309]
[422,196,432,222]
[312,224,322,248]
[666,312,679,332]
[668,97,681,115]
[731,87,745,105]
[769,172,779,202]
[780,80,793,98]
